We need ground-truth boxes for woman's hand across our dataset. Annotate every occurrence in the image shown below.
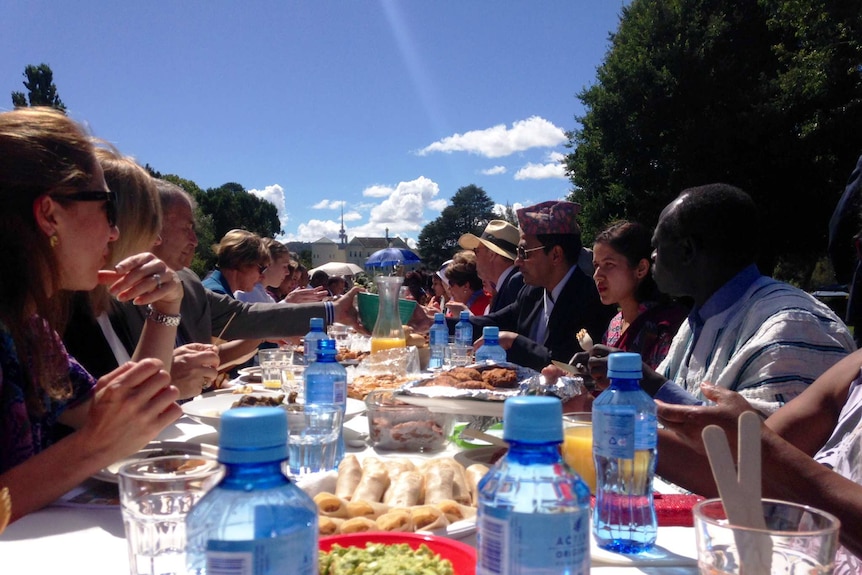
[281,286,329,303]
[99,253,183,314]
[444,301,468,316]
[170,344,220,399]
[80,358,182,463]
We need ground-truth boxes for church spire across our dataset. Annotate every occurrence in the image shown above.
[338,203,347,246]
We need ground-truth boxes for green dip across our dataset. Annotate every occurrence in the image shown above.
[320,542,455,575]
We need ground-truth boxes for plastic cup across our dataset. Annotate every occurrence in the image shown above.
[118,455,223,575]
[562,412,596,494]
[446,343,473,367]
[285,406,343,477]
[693,498,840,575]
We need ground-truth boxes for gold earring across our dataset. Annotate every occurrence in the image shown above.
[49,235,59,249]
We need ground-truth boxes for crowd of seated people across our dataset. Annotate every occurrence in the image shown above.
[5,106,862,571]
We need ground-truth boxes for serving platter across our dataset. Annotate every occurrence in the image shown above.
[94,441,218,484]
[182,392,365,430]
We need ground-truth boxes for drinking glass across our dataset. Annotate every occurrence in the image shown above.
[118,455,223,575]
[259,348,292,390]
[446,343,473,367]
[693,498,840,575]
[285,406,343,477]
[562,412,596,494]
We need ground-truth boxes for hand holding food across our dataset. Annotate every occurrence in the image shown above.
[576,328,594,352]
[100,252,182,311]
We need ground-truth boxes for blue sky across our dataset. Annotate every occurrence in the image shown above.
[2,1,625,246]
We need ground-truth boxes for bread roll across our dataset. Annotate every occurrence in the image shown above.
[435,499,478,523]
[385,471,425,508]
[411,505,450,532]
[339,516,377,534]
[423,462,455,505]
[375,508,413,532]
[318,516,344,536]
[313,492,349,518]
[465,463,490,505]
[346,499,391,519]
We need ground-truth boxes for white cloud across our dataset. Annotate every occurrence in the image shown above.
[312,199,346,209]
[248,184,289,232]
[482,165,507,176]
[281,176,443,244]
[362,184,395,198]
[514,151,568,180]
[493,202,526,218]
[417,116,567,158]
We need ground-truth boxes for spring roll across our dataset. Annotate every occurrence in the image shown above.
[313,492,350,518]
[430,459,472,505]
[335,454,363,500]
[318,516,345,536]
[381,459,417,502]
[375,508,413,532]
[411,505,450,532]
[346,499,391,519]
[435,499,478,523]
[423,462,455,505]
[351,459,391,503]
[384,471,425,507]
[465,463,490,505]
[338,516,377,534]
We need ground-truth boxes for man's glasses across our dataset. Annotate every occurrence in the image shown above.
[516,244,547,260]
[52,190,117,227]
[258,264,268,274]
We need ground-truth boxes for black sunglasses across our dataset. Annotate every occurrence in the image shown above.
[516,244,547,260]
[53,190,117,227]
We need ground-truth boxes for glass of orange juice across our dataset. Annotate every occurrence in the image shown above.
[562,412,596,494]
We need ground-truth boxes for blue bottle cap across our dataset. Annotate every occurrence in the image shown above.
[310,317,324,330]
[434,313,445,322]
[316,337,337,360]
[482,326,499,338]
[607,352,643,379]
[219,407,288,464]
[503,396,562,443]
[460,310,470,320]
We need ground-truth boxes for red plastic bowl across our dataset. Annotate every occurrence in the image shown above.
[320,531,476,575]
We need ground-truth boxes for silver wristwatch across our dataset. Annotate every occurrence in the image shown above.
[145,304,181,327]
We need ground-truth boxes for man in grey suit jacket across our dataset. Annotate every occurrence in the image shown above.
[110,180,362,396]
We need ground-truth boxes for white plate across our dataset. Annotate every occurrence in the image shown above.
[183,393,366,430]
[237,366,262,377]
[94,441,218,484]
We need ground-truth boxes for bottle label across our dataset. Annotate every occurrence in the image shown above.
[478,509,590,575]
[205,533,316,575]
[594,406,635,459]
[305,374,346,405]
[430,326,448,345]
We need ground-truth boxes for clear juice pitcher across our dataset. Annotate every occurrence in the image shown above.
[371,276,406,353]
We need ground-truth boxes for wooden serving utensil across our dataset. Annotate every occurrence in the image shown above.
[0,486,11,534]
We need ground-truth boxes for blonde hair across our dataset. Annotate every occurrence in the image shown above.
[89,146,162,313]
[212,229,269,270]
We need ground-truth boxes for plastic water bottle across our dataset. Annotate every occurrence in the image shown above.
[455,310,473,347]
[303,338,347,466]
[592,352,658,553]
[186,407,318,575]
[475,325,506,363]
[428,312,448,369]
[303,317,326,366]
[477,396,591,575]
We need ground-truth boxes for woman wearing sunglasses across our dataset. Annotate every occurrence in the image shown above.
[202,229,270,298]
[0,108,183,521]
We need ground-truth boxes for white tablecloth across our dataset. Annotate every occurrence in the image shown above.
[0,414,699,574]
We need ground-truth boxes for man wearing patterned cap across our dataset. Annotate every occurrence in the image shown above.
[467,200,615,371]
[458,220,524,313]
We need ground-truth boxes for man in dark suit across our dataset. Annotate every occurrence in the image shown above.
[470,201,615,371]
[458,220,524,313]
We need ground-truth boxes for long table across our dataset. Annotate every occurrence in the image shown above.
[0,412,699,574]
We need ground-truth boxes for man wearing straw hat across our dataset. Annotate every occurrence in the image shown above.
[458,220,525,313]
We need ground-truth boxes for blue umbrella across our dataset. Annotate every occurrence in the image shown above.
[365,247,422,267]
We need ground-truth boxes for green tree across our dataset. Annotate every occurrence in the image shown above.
[565,0,862,286]
[11,63,66,111]
[417,184,497,268]
[496,202,519,226]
